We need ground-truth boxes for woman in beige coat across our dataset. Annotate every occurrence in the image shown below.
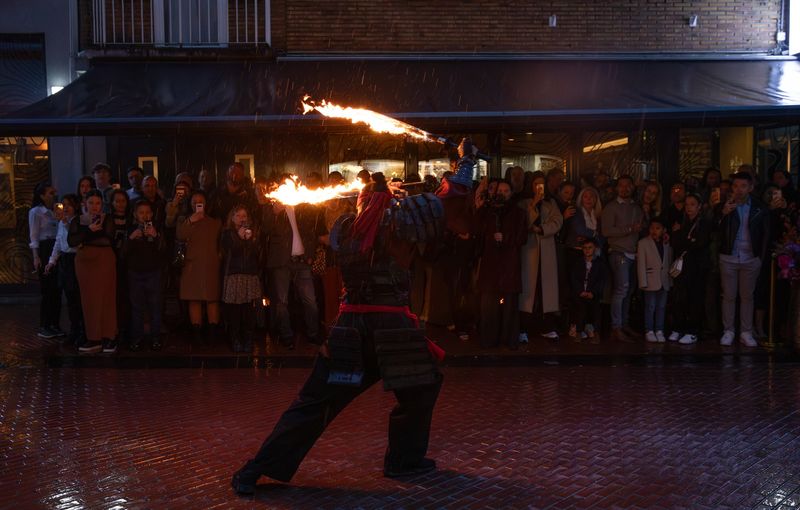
[177,190,222,344]
[518,172,564,341]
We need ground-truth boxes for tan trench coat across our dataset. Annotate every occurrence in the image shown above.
[518,198,563,314]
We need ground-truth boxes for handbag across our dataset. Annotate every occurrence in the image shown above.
[172,240,187,269]
[669,251,686,279]
[311,244,326,276]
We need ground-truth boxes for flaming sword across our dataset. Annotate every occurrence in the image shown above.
[301,96,491,161]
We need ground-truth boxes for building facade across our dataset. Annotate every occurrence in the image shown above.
[1,0,798,291]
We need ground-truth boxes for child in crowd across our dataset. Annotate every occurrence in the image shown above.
[568,238,605,343]
[221,205,261,353]
[124,200,166,351]
[637,217,673,343]
[45,194,84,346]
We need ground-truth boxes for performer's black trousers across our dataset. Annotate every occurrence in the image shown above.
[248,313,442,482]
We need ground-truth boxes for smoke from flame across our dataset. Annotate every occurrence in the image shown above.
[266,176,362,206]
[302,95,434,142]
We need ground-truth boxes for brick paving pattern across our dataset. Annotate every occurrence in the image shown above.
[3,361,800,509]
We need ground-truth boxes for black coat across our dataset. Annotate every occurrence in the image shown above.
[714,196,771,261]
[261,205,327,268]
[569,257,606,299]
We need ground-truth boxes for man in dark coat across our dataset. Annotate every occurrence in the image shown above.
[474,180,528,349]
[209,163,258,221]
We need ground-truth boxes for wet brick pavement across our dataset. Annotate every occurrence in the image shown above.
[3,361,800,509]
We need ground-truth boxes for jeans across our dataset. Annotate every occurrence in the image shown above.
[58,253,84,338]
[609,251,635,329]
[643,288,668,332]
[719,256,761,334]
[268,261,319,340]
[128,270,163,338]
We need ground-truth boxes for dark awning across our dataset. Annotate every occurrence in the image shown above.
[2,58,800,135]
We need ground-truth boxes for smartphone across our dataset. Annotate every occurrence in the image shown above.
[55,203,64,212]
[535,183,545,196]
[195,202,204,213]
[112,183,121,190]
[92,214,100,224]
[145,221,153,229]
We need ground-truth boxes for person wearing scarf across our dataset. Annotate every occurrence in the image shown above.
[232,174,445,494]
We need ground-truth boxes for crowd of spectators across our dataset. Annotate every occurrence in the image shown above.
[27,159,796,354]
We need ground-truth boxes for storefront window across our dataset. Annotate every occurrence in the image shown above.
[502,132,568,178]
[329,159,405,182]
[756,125,799,185]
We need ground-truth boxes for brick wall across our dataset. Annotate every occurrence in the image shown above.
[274,0,782,54]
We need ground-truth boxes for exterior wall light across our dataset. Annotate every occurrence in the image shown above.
[549,14,557,27]
[689,15,698,28]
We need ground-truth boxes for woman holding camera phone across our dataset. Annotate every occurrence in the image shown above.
[176,191,222,346]
[68,189,118,354]
[221,205,261,353]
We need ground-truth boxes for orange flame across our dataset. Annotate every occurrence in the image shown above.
[265,176,362,206]
[302,95,434,142]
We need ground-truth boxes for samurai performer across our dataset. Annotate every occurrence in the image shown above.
[232,171,448,495]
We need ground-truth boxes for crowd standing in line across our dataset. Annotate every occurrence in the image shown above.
[28,159,796,354]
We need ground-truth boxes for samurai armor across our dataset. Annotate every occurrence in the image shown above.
[326,326,364,387]
[373,328,439,391]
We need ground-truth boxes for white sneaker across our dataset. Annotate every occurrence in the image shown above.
[740,332,758,347]
[518,333,529,343]
[720,330,735,346]
[678,334,698,345]
[668,331,681,342]
[645,331,658,343]
[542,331,559,339]
[655,331,666,343]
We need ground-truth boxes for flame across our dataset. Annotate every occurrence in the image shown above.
[266,176,362,206]
[302,95,434,142]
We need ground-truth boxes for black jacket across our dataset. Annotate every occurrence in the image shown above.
[261,204,327,268]
[714,196,771,261]
[569,257,606,299]
[672,214,712,273]
[221,229,260,276]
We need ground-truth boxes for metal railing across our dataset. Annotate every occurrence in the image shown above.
[91,0,270,47]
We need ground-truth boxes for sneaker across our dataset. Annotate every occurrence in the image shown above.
[384,457,437,478]
[645,331,658,343]
[679,334,698,345]
[655,331,666,343]
[129,337,142,352]
[37,327,58,339]
[668,331,681,342]
[720,330,735,346]
[102,338,118,354]
[151,335,163,351]
[50,326,67,337]
[542,331,559,339]
[518,332,529,343]
[78,341,102,354]
[740,331,758,348]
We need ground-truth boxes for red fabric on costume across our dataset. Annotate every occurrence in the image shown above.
[338,303,446,362]
[435,177,471,199]
[351,190,392,253]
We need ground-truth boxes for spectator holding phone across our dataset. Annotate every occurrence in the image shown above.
[141,176,166,228]
[45,194,84,346]
[110,189,131,342]
[715,172,771,347]
[176,191,222,346]
[124,200,166,351]
[76,176,96,214]
[29,181,64,339]
[221,205,261,353]
[68,190,118,354]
